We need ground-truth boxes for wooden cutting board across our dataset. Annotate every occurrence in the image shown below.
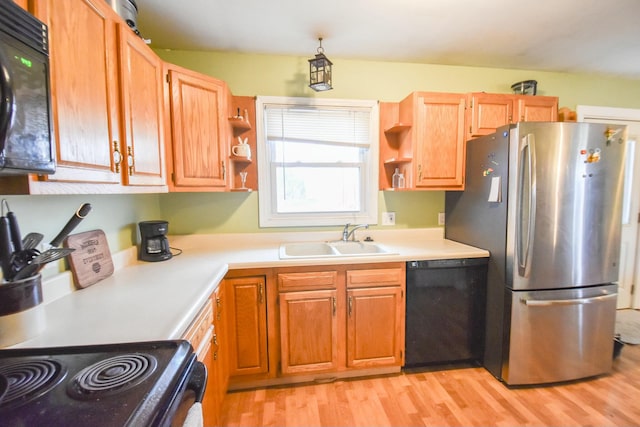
[64,229,114,289]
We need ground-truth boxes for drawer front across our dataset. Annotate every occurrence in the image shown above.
[346,268,403,288]
[278,271,338,292]
[183,297,214,360]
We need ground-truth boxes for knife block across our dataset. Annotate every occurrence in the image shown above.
[0,274,45,347]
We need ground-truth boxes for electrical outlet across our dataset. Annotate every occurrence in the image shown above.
[438,212,445,225]
[382,212,396,226]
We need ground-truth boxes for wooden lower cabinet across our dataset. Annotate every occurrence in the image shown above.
[279,288,340,375]
[277,264,405,378]
[347,286,404,368]
[212,286,229,408]
[225,276,269,377]
[207,285,228,427]
[182,298,217,424]
[182,285,228,427]
[224,263,405,390]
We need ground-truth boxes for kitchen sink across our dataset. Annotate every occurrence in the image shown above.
[330,241,390,255]
[279,242,337,257]
[279,241,394,259]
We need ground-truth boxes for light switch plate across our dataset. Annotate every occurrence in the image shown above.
[382,212,396,225]
[438,212,445,225]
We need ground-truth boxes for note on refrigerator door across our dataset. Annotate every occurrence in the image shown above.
[488,176,501,202]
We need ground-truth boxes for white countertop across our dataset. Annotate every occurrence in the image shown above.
[10,228,488,349]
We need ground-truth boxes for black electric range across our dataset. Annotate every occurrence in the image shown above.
[0,340,206,427]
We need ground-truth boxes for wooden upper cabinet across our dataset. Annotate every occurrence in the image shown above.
[33,0,121,185]
[117,24,166,187]
[395,92,466,190]
[515,95,558,123]
[467,92,558,138]
[165,64,229,191]
[4,0,168,194]
[380,91,557,192]
[467,92,514,138]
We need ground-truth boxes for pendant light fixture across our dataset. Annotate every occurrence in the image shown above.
[308,37,333,92]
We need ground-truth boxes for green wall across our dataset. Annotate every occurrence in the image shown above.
[155,49,640,236]
[155,50,640,108]
[1,194,160,256]
[5,51,640,252]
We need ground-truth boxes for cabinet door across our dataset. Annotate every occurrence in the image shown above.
[279,289,339,374]
[347,286,404,368]
[467,93,514,138]
[203,286,227,427]
[33,0,121,184]
[166,67,228,190]
[515,95,558,123]
[226,276,268,377]
[181,299,216,424]
[117,24,166,186]
[414,93,466,189]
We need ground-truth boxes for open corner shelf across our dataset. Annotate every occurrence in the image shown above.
[229,155,252,164]
[384,157,412,165]
[229,117,251,132]
[384,123,411,134]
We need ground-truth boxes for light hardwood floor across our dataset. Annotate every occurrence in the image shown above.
[220,344,640,426]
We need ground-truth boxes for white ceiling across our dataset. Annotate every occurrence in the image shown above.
[134,0,640,79]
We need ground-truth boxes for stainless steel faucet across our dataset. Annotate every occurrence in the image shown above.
[342,223,369,242]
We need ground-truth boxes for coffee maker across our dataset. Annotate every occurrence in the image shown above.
[138,220,172,262]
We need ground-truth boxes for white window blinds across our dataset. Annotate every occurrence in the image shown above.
[264,105,372,148]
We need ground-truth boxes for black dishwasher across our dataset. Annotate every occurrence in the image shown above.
[405,258,488,368]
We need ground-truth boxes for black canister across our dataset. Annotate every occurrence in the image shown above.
[0,274,42,317]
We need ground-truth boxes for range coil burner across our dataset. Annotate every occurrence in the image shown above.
[0,341,207,427]
[0,359,66,409]
[67,353,157,399]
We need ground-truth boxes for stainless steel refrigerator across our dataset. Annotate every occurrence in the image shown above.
[445,121,627,385]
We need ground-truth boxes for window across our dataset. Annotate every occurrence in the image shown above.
[256,96,379,227]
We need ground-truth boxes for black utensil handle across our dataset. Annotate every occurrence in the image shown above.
[12,263,38,281]
[49,203,92,248]
[7,211,22,252]
[0,216,12,278]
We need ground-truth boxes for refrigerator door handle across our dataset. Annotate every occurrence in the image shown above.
[516,134,536,278]
[521,292,617,306]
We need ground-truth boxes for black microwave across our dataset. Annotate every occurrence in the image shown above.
[0,1,55,175]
